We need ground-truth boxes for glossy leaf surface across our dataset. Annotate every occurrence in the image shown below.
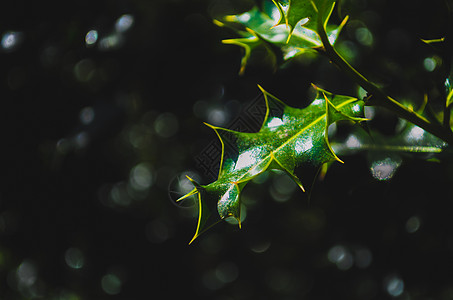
[180,86,366,243]
[332,121,448,180]
[214,0,346,73]
[273,0,335,34]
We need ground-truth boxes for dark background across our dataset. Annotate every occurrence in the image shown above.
[1,0,453,299]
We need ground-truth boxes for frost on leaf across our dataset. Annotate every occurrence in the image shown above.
[179,86,366,244]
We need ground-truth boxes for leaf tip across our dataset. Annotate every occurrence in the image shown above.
[310,0,318,13]
[340,15,350,27]
[186,175,200,184]
[420,37,445,44]
[203,122,218,130]
[239,65,246,75]
[296,181,306,193]
[212,19,224,27]
[188,234,198,245]
[224,15,237,23]
[176,187,198,202]
[310,83,319,91]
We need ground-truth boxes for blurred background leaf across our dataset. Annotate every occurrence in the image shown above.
[2,0,453,299]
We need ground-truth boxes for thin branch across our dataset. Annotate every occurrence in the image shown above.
[316,14,453,144]
[444,104,451,129]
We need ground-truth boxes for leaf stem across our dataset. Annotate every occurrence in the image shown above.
[443,101,452,129]
[317,18,453,144]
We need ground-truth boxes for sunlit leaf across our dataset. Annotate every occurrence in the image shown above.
[214,0,346,73]
[331,121,449,180]
[445,73,453,108]
[420,37,446,44]
[420,36,453,112]
[180,86,366,243]
[274,0,336,36]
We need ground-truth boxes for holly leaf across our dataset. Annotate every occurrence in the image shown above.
[214,0,347,73]
[273,0,336,36]
[179,85,366,243]
[445,70,453,109]
[331,121,448,180]
[421,36,453,110]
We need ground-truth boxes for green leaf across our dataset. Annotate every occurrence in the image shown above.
[332,124,448,156]
[331,121,448,180]
[445,72,453,108]
[180,86,366,243]
[421,37,453,110]
[421,37,446,44]
[214,1,346,73]
[274,0,336,36]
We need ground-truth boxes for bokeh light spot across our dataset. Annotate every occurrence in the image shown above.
[249,239,271,254]
[424,57,436,72]
[115,14,134,33]
[109,182,132,207]
[207,108,228,126]
[384,275,404,297]
[215,262,239,284]
[154,112,179,138]
[79,107,95,125]
[99,33,124,51]
[355,27,374,46]
[13,259,46,298]
[270,173,298,202]
[405,215,421,233]
[74,132,90,149]
[328,245,354,270]
[64,248,84,269]
[1,31,23,51]
[85,30,98,45]
[74,59,95,82]
[129,162,153,191]
[101,274,121,295]
[16,260,37,287]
